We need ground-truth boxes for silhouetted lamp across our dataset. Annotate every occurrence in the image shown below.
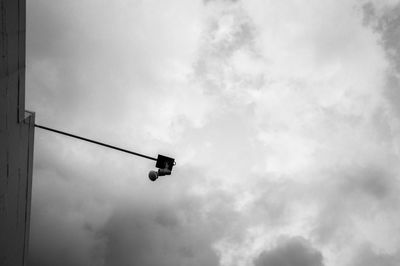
[148,154,176,181]
[34,124,176,181]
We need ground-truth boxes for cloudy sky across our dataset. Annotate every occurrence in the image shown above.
[26,0,400,265]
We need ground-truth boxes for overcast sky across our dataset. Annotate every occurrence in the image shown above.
[26,1,400,266]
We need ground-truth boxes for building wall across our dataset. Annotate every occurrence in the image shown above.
[0,0,35,265]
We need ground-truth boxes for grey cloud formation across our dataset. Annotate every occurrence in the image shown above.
[26,0,400,266]
[363,2,400,117]
[312,165,400,245]
[99,201,220,266]
[379,4,400,122]
[193,3,264,105]
[353,245,400,266]
[377,4,400,72]
[254,237,324,266]
[339,166,396,200]
[28,159,236,266]
[92,164,247,266]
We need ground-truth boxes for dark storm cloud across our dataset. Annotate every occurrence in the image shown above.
[254,237,324,266]
[29,155,241,266]
[27,144,116,266]
[95,166,243,266]
[99,202,220,266]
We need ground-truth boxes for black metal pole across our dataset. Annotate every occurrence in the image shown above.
[34,124,158,161]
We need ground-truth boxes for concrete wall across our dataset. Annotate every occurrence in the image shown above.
[0,0,35,265]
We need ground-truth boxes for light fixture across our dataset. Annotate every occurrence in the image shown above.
[34,124,176,181]
[148,154,176,181]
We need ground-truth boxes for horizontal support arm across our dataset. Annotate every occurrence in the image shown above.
[34,124,157,161]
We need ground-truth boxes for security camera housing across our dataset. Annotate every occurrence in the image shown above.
[148,154,175,181]
[148,170,158,181]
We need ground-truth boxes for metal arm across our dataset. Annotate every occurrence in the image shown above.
[34,124,158,161]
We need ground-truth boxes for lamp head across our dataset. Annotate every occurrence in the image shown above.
[148,154,175,182]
